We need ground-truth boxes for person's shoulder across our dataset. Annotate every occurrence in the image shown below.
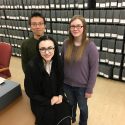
[22,37,34,44]
[63,38,69,46]
[88,39,97,48]
[21,37,34,48]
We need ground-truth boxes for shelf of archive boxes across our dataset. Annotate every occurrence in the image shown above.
[96,0,125,9]
[0,0,90,10]
[93,39,125,81]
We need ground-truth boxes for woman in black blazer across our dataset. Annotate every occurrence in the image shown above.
[24,35,71,125]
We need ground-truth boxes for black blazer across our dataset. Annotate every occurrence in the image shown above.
[24,56,70,125]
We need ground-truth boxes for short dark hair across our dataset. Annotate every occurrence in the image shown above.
[28,12,46,26]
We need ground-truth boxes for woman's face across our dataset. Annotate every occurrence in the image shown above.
[39,40,55,62]
[70,19,84,38]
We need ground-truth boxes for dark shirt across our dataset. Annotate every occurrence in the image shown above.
[21,37,39,72]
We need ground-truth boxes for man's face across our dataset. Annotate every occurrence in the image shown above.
[30,17,46,38]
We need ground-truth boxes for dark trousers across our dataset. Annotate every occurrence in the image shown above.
[64,84,88,125]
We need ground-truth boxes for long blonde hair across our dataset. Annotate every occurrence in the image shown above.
[65,15,89,63]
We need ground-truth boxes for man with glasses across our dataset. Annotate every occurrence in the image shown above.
[21,12,46,73]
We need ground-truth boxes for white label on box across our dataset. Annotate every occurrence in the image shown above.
[118,3,122,7]
[61,5,65,8]
[107,19,112,22]
[90,33,95,37]
[111,2,117,6]
[60,31,64,34]
[32,5,35,8]
[123,63,125,67]
[100,3,105,8]
[113,19,119,23]
[113,75,119,79]
[105,33,110,37]
[97,47,100,50]
[35,6,38,8]
[117,35,123,39]
[85,18,89,22]
[122,2,125,6]
[70,4,74,8]
[78,4,83,8]
[115,62,120,66]
[57,18,61,21]
[46,18,50,21]
[50,4,54,8]
[122,77,125,81]
[56,5,60,8]
[100,18,105,22]
[99,72,104,76]
[38,5,42,9]
[108,49,114,52]
[47,29,50,33]
[46,5,49,9]
[53,30,56,33]
[90,19,93,22]
[108,61,114,65]
[94,18,99,22]
[106,3,109,7]
[102,47,107,51]
[96,3,99,7]
[99,33,104,37]
[84,3,88,8]
[106,59,108,63]
[116,49,121,53]
[95,33,99,37]
[120,20,125,24]
[41,5,45,8]
[62,18,65,22]
[104,74,109,78]
[64,31,68,34]
[112,34,117,38]
[100,59,105,63]
[52,18,56,21]
[24,6,28,9]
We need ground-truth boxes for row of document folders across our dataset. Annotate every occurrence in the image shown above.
[96,0,125,8]
[99,64,125,81]
[99,52,125,67]
[93,38,125,54]
[0,0,124,9]
[1,9,125,24]
[88,24,125,40]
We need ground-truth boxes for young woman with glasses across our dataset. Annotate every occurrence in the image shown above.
[24,35,71,125]
[62,15,99,125]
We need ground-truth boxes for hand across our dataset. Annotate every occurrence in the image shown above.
[56,95,63,104]
[85,92,92,98]
[51,96,59,105]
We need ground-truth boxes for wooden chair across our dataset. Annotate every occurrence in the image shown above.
[0,42,12,78]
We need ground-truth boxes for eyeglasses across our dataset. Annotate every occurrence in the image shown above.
[39,47,55,53]
[31,22,44,27]
[70,25,83,30]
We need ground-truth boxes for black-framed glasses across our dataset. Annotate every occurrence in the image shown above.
[39,47,55,53]
[70,25,83,30]
[31,22,44,27]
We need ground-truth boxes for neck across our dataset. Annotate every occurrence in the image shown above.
[34,34,44,40]
[74,37,82,46]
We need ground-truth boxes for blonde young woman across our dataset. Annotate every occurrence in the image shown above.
[62,15,99,125]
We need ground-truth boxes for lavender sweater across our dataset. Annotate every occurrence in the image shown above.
[62,40,99,93]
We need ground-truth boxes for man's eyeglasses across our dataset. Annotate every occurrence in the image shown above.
[39,47,55,53]
[31,22,44,27]
[70,25,83,30]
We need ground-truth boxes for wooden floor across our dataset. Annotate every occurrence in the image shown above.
[0,56,125,125]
